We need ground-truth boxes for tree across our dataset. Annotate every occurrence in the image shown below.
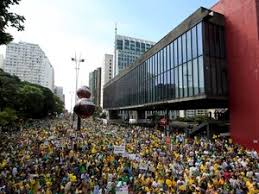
[18,83,44,118]
[53,95,64,114]
[0,107,17,127]
[0,69,20,111]
[0,0,25,45]
[0,69,65,120]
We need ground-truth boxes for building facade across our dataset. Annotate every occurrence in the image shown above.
[0,54,4,69]
[4,42,55,91]
[89,67,102,106]
[54,86,65,103]
[103,54,113,84]
[104,7,227,112]
[114,35,155,76]
[101,54,113,107]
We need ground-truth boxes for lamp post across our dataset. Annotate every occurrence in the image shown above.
[71,54,85,129]
[71,54,85,103]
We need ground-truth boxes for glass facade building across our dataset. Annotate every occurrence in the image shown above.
[114,35,155,76]
[104,8,227,110]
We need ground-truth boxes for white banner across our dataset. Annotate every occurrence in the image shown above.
[114,145,126,154]
[128,154,136,160]
[139,163,148,170]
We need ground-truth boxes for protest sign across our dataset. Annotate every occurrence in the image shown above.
[114,145,125,154]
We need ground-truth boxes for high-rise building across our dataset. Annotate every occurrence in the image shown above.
[54,86,65,103]
[103,54,113,84]
[4,42,55,91]
[0,54,4,69]
[114,34,155,76]
[101,54,113,107]
[89,67,101,106]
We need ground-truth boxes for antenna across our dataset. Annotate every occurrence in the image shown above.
[114,22,118,77]
[115,22,118,36]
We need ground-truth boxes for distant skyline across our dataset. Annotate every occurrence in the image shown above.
[0,0,216,110]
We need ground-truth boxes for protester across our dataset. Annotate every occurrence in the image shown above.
[0,119,258,194]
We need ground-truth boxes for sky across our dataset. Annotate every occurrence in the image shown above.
[0,0,217,111]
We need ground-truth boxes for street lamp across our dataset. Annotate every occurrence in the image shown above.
[71,55,85,103]
[71,54,85,129]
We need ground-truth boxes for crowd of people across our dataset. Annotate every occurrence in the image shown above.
[0,119,258,193]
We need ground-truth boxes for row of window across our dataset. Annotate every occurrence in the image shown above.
[116,39,153,51]
[105,56,204,107]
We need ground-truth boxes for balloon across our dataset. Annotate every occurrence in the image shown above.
[76,86,91,99]
[73,98,95,119]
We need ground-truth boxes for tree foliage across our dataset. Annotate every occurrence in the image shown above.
[0,69,64,125]
[0,107,17,126]
[0,0,25,45]
[92,106,102,119]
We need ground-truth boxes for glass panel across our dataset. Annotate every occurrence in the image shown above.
[216,58,222,95]
[157,51,160,75]
[165,70,170,99]
[178,36,182,65]
[182,33,187,63]
[183,63,188,97]
[193,59,199,95]
[161,49,164,73]
[175,66,179,98]
[211,58,217,95]
[179,65,183,98]
[209,24,215,57]
[174,40,178,66]
[152,55,155,77]
[167,45,171,70]
[187,30,192,61]
[192,26,198,58]
[170,42,174,68]
[215,25,220,58]
[220,27,225,58]
[198,56,205,94]
[154,54,157,76]
[197,22,203,56]
[170,68,175,99]
[163,47,167,72]
[188,61,193,97]
[155,76,159,102]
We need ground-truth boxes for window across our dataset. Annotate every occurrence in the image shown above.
[197,23,203,56]
[158,51,161,75]
[175,66,179,98]
[179,65,183,98]
[187,30,192,61]
[182,33,187,63]
[198,56,204,94]
[193,59,199,95]
[117,40,123,50]
[192,26,198,58]
[174,40,178,66]
[183,63,188,97]
[178,37,182,65]
[167,45,171,70]
[170,68,175,99]
[170,43,174,68]
[188,61,193,96]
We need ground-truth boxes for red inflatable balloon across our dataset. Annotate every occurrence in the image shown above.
[73,98,95,119]
[76,86,91,99]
